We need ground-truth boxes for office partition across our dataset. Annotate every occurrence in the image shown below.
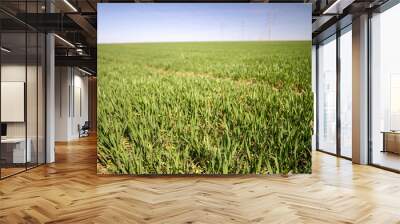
[315,22,354,160]
[0,1,47,179]
[0,31,28,177]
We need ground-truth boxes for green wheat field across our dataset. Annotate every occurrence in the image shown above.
[97,41,313,175]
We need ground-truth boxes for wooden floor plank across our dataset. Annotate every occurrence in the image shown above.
[0,135,400,223]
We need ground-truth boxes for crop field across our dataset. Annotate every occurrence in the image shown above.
[97,41,312,175]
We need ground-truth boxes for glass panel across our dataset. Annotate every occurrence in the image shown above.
[340,27,352,158]
[1,31,27,177]
[38,32,45,165]
[317,35,337,154]
[27,31,38,169]
[371,4,400,171]
[0,1,46,179]
[26,0,39,169]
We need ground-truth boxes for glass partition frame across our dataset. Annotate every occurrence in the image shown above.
[315,24,353,160]
[0,1,47,180]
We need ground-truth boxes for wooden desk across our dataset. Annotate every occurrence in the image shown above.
[382,131,400,154]
[1,138,32,164]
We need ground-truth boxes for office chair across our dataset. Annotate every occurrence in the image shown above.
[79,121,90,138]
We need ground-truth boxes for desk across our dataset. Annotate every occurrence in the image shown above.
[1,138,31,163]
[382,131,400,154]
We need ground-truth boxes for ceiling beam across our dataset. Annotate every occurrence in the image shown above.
[67,13,97,46]
[55,55,96,73]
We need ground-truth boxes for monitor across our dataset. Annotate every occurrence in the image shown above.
[1,123,7,137]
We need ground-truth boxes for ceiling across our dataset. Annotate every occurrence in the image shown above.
[311,0,391,43]
[0,0,97,74]
[1,0,394,73]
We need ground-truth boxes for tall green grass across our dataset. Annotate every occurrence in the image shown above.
[97,41,313,174]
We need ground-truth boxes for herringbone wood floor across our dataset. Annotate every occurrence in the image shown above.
[1,135,400,224]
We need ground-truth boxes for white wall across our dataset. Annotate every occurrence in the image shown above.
[55,67,89,141]
[1,65,26,140]
[55,66,70,141]
[312,45,316,151]
[1,64,25,81]
[72,72,89,138]
[1,63,46,164]
[1,65,37,138]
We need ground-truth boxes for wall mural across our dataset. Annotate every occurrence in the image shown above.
[97,3,312,174]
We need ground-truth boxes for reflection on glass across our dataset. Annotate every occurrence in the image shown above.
[38,33,46,165]
[1,32,27,177]
[340,27,352,158]
[0,1,47,179]
[27,31,38,169]
[371,3,400,171]
[318,35,337,154]
[390,75,400,130]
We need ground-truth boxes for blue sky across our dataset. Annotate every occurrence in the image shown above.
[98,3,311,44]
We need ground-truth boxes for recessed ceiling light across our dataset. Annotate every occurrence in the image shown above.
[54,34,75,48]
[322,0,351,15]
[1,47,11,53]
[78,67,93,76]
[63,0,78,12]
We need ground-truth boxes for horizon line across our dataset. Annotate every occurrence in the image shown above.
[98,39,311,45]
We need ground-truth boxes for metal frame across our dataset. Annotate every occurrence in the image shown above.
[0,21,2,179]
[36,1,39,167]
[336,26,341,157]
[25,1,28,172]
[367,11,373,166]
[315,44,319,151]
[315,22,353,162]
[315,32,336,156]
[315,0,400,172]
[0,0,48,180]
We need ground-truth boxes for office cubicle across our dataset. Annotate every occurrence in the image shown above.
[0,1,46,179]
